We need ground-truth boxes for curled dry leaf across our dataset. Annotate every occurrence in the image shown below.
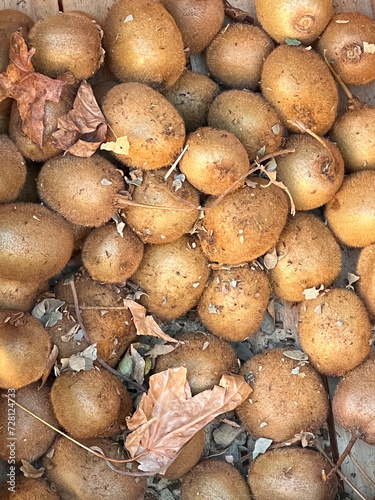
[39,344,59,389]
[283,350,309,362]
[20,460,45,479]
[302,284,324,300]
[263,247,278,270]
[60,343,97,372]
[101,135,130,155]
[32,299,65,328]
[131,345,146,385]
[224,1,253,23]
[253,437,273,459]
[0,32,65,148]
[125,366,252,474]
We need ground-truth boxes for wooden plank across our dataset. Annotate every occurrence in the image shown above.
[62,0,116,23]
[0,0,59,19]
[333,0,374,16]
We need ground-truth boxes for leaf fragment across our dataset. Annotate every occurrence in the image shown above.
[363,42,375,53]
[32,299,65,327]
[302,284,324,300]
[285,37,301,46]
[283,350,308,362]
[61,343,97,372]
[20,460,45,479]
[101,135,130,155]
[39,344,59,389]
[253,437,273,459]
[224,1,253,23]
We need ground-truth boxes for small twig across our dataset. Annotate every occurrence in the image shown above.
[326,433,359,481]
[323,49,353,101]
[164,143,189,180]
[289,120,331,151]
[349,452,375,490]
[115,196,197,213]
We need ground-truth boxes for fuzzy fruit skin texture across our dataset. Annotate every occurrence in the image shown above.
[46,310,89,361]
[0,278,47,311]
[208,90,284,160]
[236,348,328,443]
[261,46,338,135]
[0,477,60,500]
[44,437,147,500]
[268,213,341,302]
[0,310,52,389]
[102,82,186,170]
[325,170,375,247]
[198,267,270,342]
[198,179,288,265]
[163,428,205,479]
[248,448,337,500]
[132,236,210,321]
[206,24,274,90]
[0,10,34,73]
[0,134,26,203]
[276,134,344,211]
[155,331,238,395]
[181,459,252,500]
[318,12,375,85]
[357,244,375,318]
[104,0,185,89]
[299,289,372,376]
[333,359,375,445]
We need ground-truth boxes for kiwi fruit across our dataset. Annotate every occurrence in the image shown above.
[198,179,289,265]
[255,0,332,44]
[37,154,125,227]
[46,309,89,361]
[164,428,205,479]
[162,69,219,133]
[268,213,342,302]
[160,0,224,55]
[16,161,40,203]
[248,448,338,500]
[208,90,284,160]
[0,203,73,283]
[0,477,60,500]
[261,46,338,135]
[122,168,200,244]
[131,235,210,321]
[92,81,117,108]
[276,134,344,210]
[155,331,238,395]
[44,436,147,500]
[0,31,8,74]
[357,244,375,318]
[325,170,375,247]
[104,0,185,89]
[181,459,252,500]
[299,289,372,376]
[0,97,12,134]
[0,9,34,72]
[206,24,274,90]
[51,368,132,439]
[0,278,48,311]
[0,382,59,463]
[102,82,186,169]
[179,127,250,196]
[236,347,328,442]
[318,12,375,85]
[198,266,270,342]
[0,310,52,389]
[0,135,27,203]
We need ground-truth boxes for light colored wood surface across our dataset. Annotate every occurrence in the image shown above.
[62,0,115,22]
[0,0,59,19]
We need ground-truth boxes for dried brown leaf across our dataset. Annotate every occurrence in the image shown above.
[263,247,278,270]
[131,345,146,385]
[224,1,253,23]
[39,344,59,389]
[101,135,130,155]
[20,460,45,479]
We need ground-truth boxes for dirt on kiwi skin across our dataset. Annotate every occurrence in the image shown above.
[0,277,48,311]
[248,448,338,500]
[325,170,375,247]
[162,69,219,134]
[179,126,250,196]
[318,12,375,85]
[208,90,284,160]
[122,167,200,245]
[0,134,27,203]
[236,348,329,443]
[104,0,185,89]
[46,310,89,360]
[198,266,270,342]
[163,428,205,479]
[102,82,186,170]
[261,46,338,135]
[206,24,274,90]
[299,288,372,376]
[356,244,375,318]
[268,212,342,302]
[198,178,288,265]
[276,134,344,211]
[0,476,60,500]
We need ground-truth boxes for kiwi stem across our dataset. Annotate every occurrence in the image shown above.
[164,143,189,180]
[326,432,359,481]
[349,452,375,490]
[288,120,330,151]
[322,49,353,101]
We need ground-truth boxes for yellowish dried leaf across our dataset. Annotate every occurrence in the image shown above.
[101,136,130,155]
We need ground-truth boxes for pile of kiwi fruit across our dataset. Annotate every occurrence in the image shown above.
[0,0,374,498]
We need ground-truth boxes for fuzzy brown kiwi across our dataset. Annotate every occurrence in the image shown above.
[122,168,200,244]
[0,135,27,203]
[16,162,40,203]
[197,179,288,265]
[248,448,338,500]
[357,244,375,318]
[0,310,52,389]
[0,477,60,500]
[82,223,144,283]
[181,459,252,500]
[206,24,274,90]
[255,0,332,44]
[299,289,371,376]
[0,9,34,72]
[268,213,341,302]
[276,134,344,210]
[0,31,8,74]
[197,266,270,342]
[236,348,328,442]
[163,428,205,479]
[0,203,73,283]
[155,331,238,395]
[44,436,147,500]
[318,12,375,85]
[102,82,186,169]
[131,236,210,321]
[46,310,89,360]
[179,127,250,196]
[162,69,219,133]
[37,154,125,227]
[325,170,375,247]
[104,0,185,89]
[208,90,284,160]
[0,383,59,463]
[261,46,338,135]
[0,97,12,134]
[0,278,48,311]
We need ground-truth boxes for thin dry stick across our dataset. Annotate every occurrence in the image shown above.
[323,49,353,101]
[115,196,196,213]
[326,433,359,481]
[349,452,375,491]
[164,143,189,180]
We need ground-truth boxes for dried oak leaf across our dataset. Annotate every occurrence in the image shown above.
[224,1,253,23]
[0,32,65,148]
[125,366,252,474]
